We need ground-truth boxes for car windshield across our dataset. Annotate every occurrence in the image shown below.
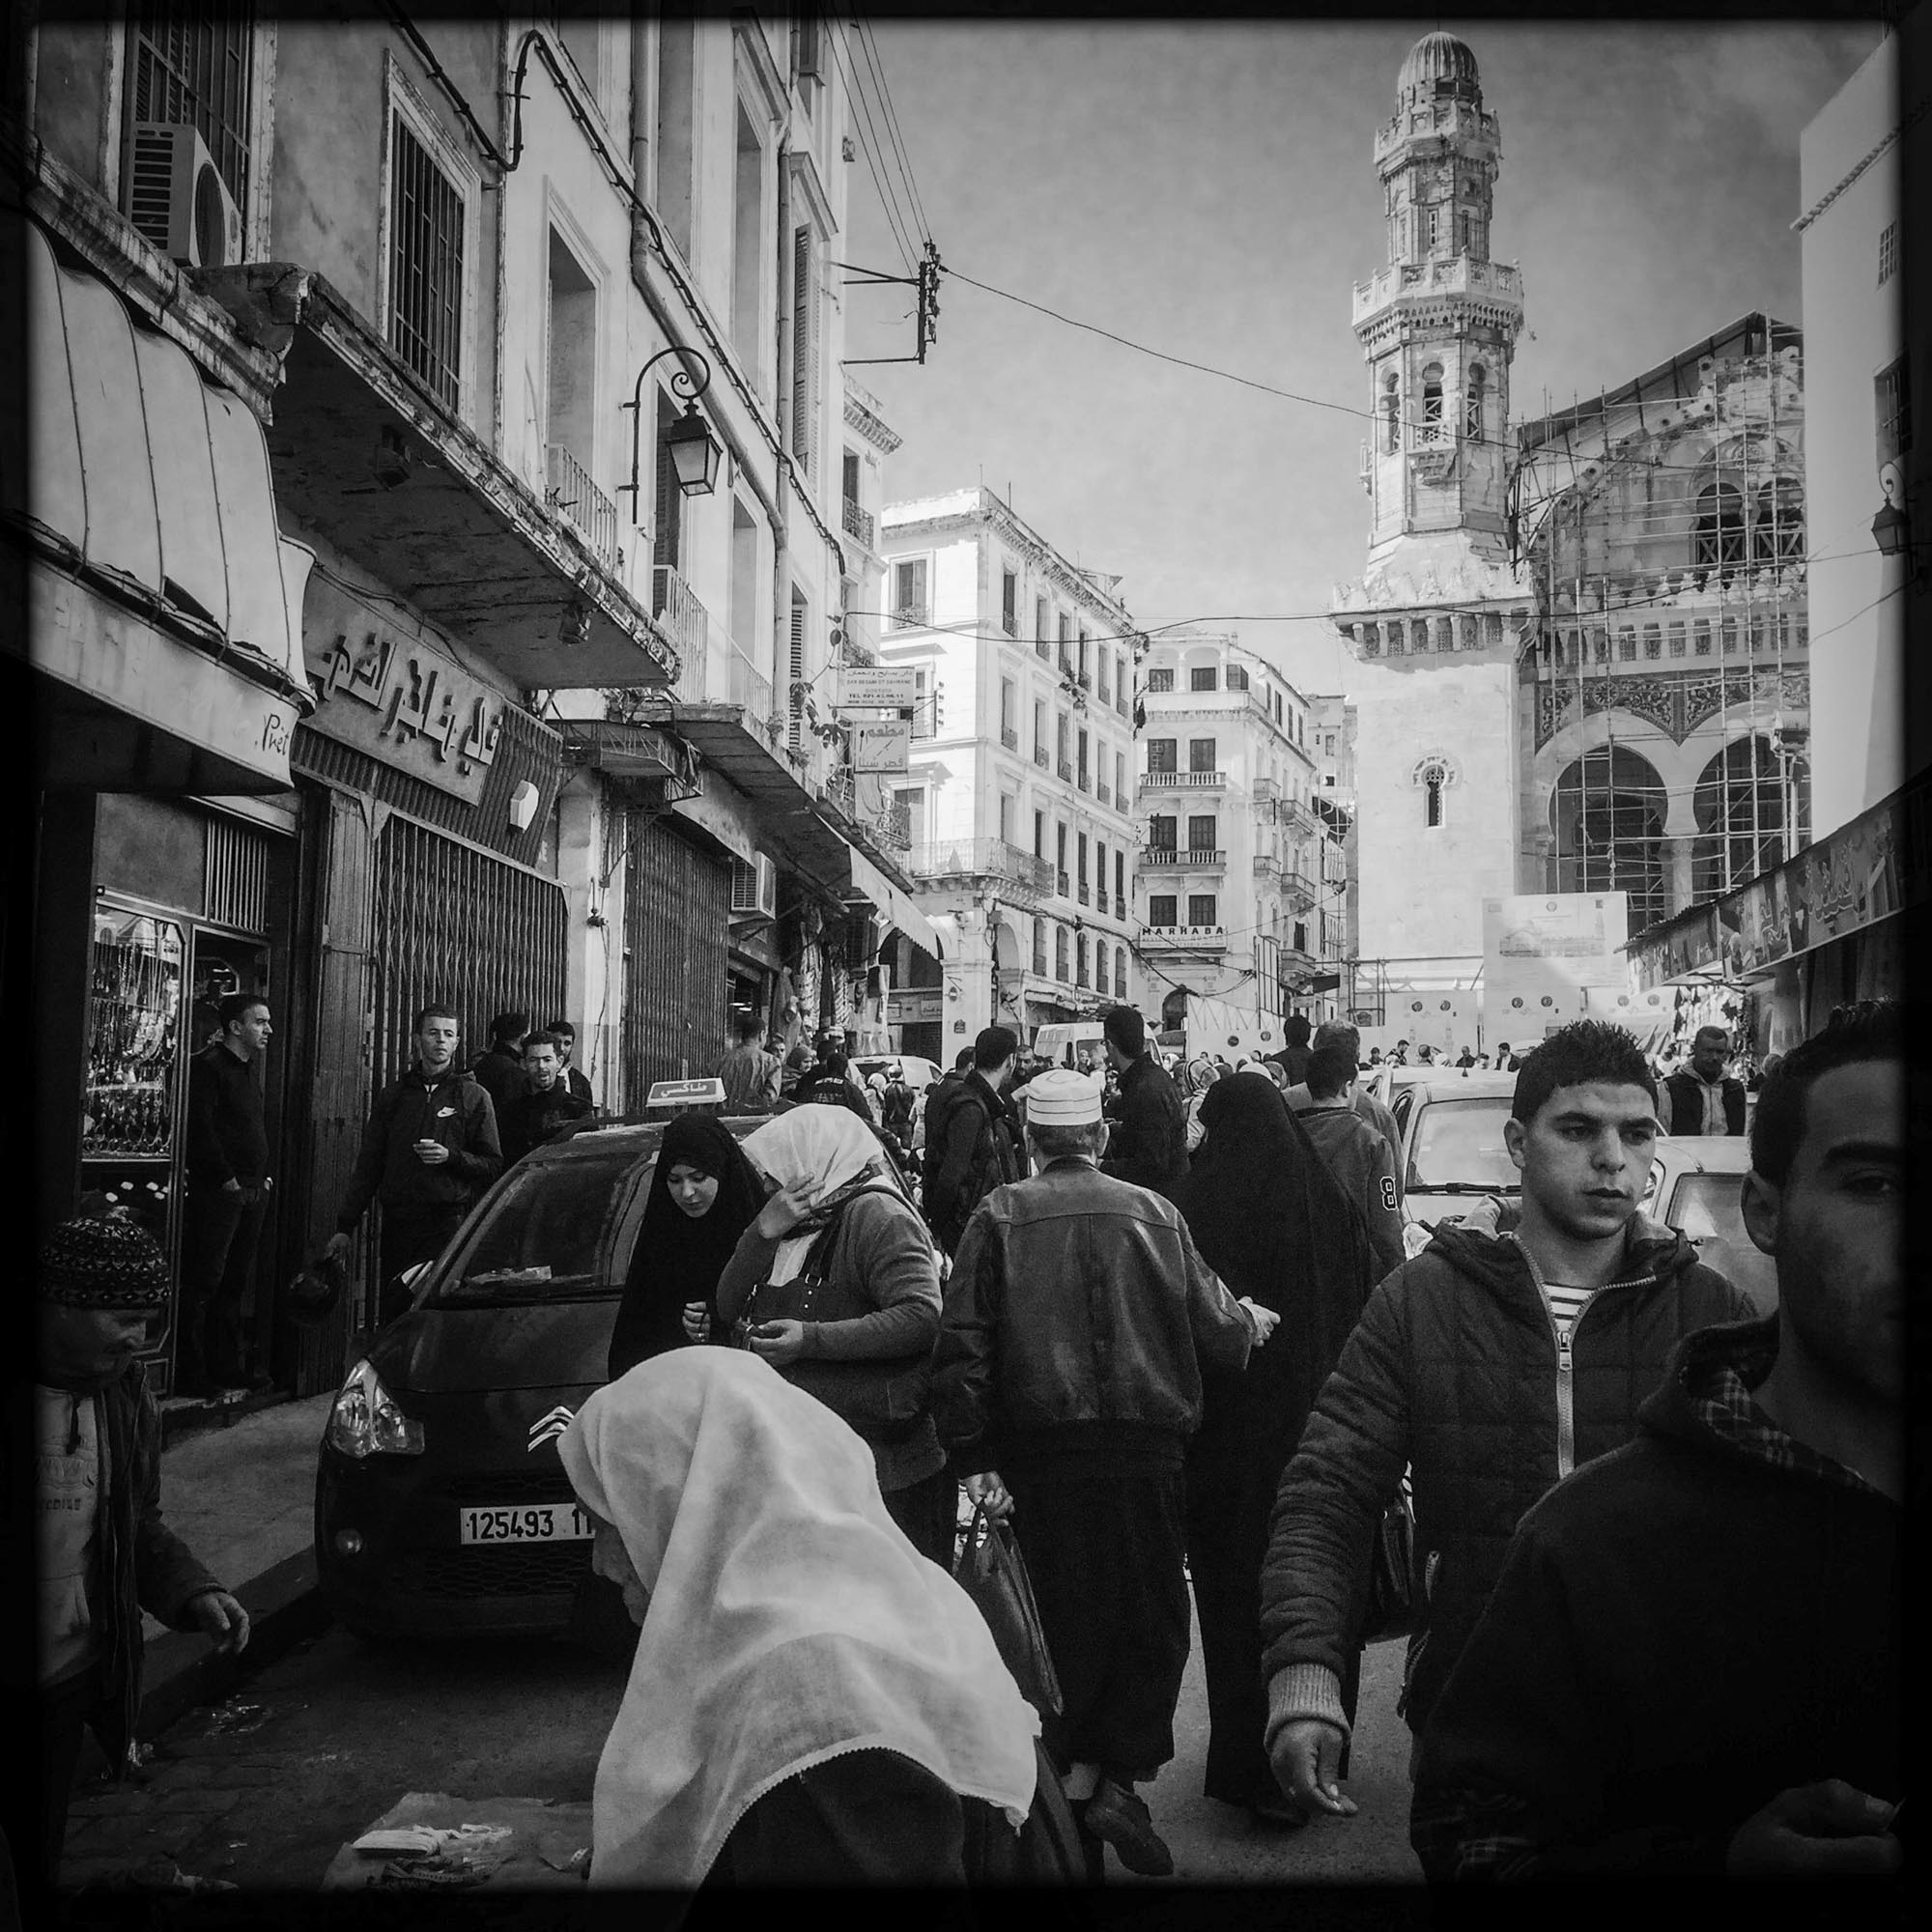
[1662,1170,1778,1315]
[428,1151,643,1306]
[1407,1096,1519,1193]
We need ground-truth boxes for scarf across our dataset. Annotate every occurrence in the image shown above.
[608,1114,764,1378]
[558,1351,1038,1889]
[740,1108,901,1288]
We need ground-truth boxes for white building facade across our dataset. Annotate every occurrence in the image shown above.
[878,488,1142,1053]
[1134,631,1323,1030]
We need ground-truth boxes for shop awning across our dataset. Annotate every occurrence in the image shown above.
[3,222,309,789]
[845,845,943,958]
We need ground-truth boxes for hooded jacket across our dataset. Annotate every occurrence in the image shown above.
[336,1062,502,1232]
[1259,1214,1755,1744]
[1409,1316,1902,1877]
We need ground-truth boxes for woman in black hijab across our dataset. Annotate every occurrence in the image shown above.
[607,1114,764,1381]
[1178,1070,1380,1826]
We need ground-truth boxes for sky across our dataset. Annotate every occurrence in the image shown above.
[838,15,1881,697]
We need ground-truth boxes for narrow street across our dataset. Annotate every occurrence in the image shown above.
[63,1609,1421,1890]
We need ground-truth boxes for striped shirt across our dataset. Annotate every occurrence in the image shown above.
[1543,1282,1593,1346]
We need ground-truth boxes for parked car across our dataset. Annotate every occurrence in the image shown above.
[314,1081,772,1642]
[1642,1135,1776,1314]
[1391,1070,1520,1250]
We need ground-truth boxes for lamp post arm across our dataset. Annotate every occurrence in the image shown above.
[619,346,713,514]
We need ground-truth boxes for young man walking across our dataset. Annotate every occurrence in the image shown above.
[1411,1002,1903,1878]
[1097,1008,1187,1203]
[932,1069,1260,1878]
[922,1027,1022,1257]
[499,1031,593,1165]
[1662,1024,1747,1136]
[1298,1043,1406,1280]
[1260,1021,1755,1818]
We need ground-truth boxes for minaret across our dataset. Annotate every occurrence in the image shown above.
[1329,32,1536,990]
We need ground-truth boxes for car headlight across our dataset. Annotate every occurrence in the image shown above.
[326,1357,426,1459]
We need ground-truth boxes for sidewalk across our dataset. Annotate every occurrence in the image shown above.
[135,1392,337,1743]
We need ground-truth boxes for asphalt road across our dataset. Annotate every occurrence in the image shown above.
[64,1606,1423,1891]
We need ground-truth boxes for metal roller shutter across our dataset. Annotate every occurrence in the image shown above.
[621,811,729,1098]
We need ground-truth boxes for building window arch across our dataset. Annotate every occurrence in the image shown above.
[1420,362,1444,433]
[1693,481,1746,571]
[1548,745,1669,933]
[1382,370,1400,454]
[1412,751,1458,829]
[1464,363,1487,441]
[1690,735,1807,897]
[1753,477,1804,563]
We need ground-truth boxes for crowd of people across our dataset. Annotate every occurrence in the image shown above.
[21,990,1905,1902]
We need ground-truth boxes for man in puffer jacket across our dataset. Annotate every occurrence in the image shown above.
[1260,1020,1754,1820]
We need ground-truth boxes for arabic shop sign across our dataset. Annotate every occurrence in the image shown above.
[302,579,507,803]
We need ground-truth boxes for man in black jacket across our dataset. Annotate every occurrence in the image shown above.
[1260,1021,1754,1821]
[178,993,274,1395]
[546,1018,595,1107]
[325,1005,502,1325]
[1410,1002,1903,1879]
[1098,1008,1187,1202]
[499,1032,593,1164]
[923,1027,1021,1256]
[1662,1025,1747,1135]
[469,1010,529,1123]
[20,1218,251,1908]
[932,1068,1261,1878]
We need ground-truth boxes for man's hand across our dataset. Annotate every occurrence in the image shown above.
[747,1319,807,1368]
[186,1590,251,1656]
[964,1470,1012,1521]
[1269,1719,1357,1817]
[412,1139,450,1166]
[1725,1780,1903,1877]
[753,1183,811,1241]
[323,1232,351,1264]
[1239,1297,1281,1347]
[681,1302,712,1344]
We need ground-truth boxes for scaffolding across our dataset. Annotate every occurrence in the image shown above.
[1508,314,1808,942]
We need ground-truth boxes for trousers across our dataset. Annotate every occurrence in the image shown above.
[881,1463,959,1569]
[376,1204,468,1327]
[178,1182,268,1385]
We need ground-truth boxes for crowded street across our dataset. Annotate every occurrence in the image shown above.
[12,4,1918,1913]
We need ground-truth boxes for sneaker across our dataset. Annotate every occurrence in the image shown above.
[1083,1779,1174,1878]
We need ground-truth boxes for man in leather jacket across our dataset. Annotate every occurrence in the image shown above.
[931,1069,1265,1879]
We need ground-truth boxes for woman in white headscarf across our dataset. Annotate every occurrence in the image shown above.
[559,1350,1049,1889]
[716,1107,953,1564]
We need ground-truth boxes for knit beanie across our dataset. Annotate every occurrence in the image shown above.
[39,1215,171,1310]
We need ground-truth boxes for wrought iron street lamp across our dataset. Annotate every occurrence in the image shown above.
[619,346,722,519]
[1871,497,1909,557]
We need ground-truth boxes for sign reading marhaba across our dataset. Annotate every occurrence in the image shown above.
[1482,894,1632,1004]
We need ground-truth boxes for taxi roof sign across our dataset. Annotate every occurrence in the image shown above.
[644,1077,726,1109]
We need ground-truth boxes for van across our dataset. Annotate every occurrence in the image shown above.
[1031,1022,1109,1073]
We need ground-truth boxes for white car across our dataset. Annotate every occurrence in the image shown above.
[1642,1136,1776,1315]
[1389,1070,1520,1252]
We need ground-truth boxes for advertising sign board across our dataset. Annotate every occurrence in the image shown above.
[836,667,919,710]
[852,719,911,773]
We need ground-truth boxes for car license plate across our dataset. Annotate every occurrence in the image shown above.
[457,1502,594,1545]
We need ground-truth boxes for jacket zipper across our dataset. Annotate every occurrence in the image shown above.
[1505,1236,1651,1480]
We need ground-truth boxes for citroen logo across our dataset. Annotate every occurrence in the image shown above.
[526,1406,575,1452]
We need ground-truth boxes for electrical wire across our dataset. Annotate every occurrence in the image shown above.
[853,13,932,248]
[828,20,920,275]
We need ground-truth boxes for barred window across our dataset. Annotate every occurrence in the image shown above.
[128,0,255,210]
[1147,668,1174,693]
[389,116,466,410]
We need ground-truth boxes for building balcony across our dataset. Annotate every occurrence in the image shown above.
[907,838,1056,905]
[1034,746,1049,768]
[1036,639,1053,663]
[1282,867,1319,908]
[1139,848,1226,870]
[1077,882,1091,906]
[1116,689,1130,718]
[1252,852,1281,879]
[1097,685,1111,707]
[1076,768,1091,793]
[1001,725,1019,751]
[1141,924,1229,951]
[1058,758,1074,783]
[652,565,710,687]
[1279,797,1320,835]
[545,443,619,571]
[1140,770,1225,792]
[1251,776,1280,803]
[1096,780,1111,806]
[841,497,875,548]
[1057,868,1071,897]
[1115,894,1127,919]
[1000,612,1019,639]
[1352,255,1522,327]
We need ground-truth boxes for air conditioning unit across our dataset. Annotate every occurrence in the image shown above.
[729,852,778,919]
[124,124,245,269]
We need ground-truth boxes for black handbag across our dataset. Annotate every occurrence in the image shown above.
[1364,1468,1420,1643]
[954,1501,1064,1718]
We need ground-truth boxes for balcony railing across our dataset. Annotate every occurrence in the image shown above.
[1250,777,1280,803]
[1058,759,1074,783]
[1139,769,1225,792]
[1076,768,1091,792]
[1034,746,1049,767]
[1140,848,1223,869]
[1077,671,1092,691]
[546,443,619,570]
[1279,797,1320,834]
[1282,867,1319,905]
[1001,611,1018,639]
[1253,852,1281,878]
[1096,780,1111,806]
[1036,639,1053,662]
[1077,883,1091,906]
[907,839,1056,896]
[1115,893,1127,919]
[652,565,710,697]
[1001,725,1019,750]
[841,497,875,548]
[1056,869,1071,896]
[1117,688,1130,718]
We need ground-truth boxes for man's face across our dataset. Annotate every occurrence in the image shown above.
[524,1043,560,1092]
[226,1004,272,1059]
[416,1016,460,1071]
[1690,1031,1729,1080]
[1742,1061,1904,1406]
[553,1031,575,1066]
[41,1305,153,1381]
[1504,1080,1660,1242]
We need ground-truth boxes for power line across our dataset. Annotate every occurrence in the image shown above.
[828,21,919,274]
[853,12,931,247]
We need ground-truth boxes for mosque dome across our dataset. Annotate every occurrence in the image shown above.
[1396,31,1482,106]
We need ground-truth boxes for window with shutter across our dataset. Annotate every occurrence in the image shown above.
[788,593,807,749]
[791,224,819,489]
